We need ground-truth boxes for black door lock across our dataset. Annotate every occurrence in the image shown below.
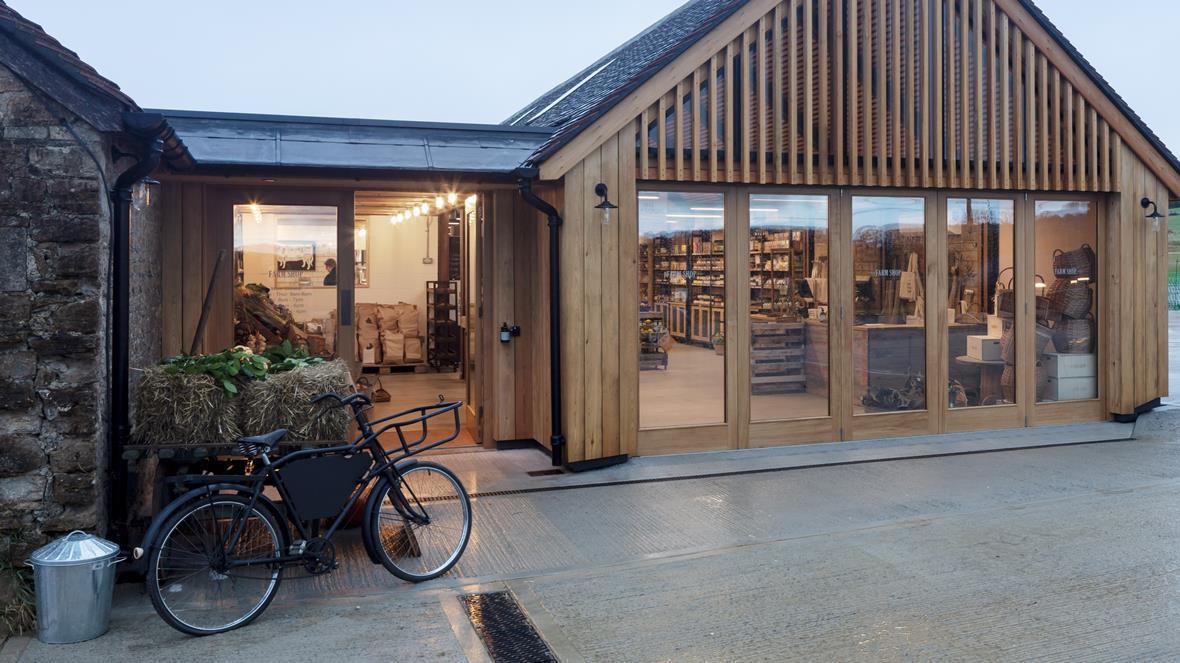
[499,323,521,343]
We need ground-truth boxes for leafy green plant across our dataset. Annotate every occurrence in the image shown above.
[262,340,325,373]
[163,346,270,395]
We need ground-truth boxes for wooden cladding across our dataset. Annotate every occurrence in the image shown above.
[635,0,1118,192]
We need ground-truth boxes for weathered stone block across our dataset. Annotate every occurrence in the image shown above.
[0,473,43,505]
[0,351,36,411]
[35,242,101,279]
[51,473,94,506]
[2,126,48,140]
[28,145,90,176]
[30,215,101,243]
[47,299,101,334]
[28,332,98,357]
[36,384,97,422]
[0,227,27,291]
[0,435,43,478]
[48,436,97,473]
[0,293,31,331]
[45,504,97,532]
[30,279,89,296]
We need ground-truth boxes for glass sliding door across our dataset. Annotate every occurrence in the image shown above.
[233,204,339,358]
[851,196,927,414]
[747,194,830,422]
[638,191,727,429]
[1034,200,1098,403]
[946,198,1016,409]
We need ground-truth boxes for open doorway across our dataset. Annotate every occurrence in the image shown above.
[352,191,481,450]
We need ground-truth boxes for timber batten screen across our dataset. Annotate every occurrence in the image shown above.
[629,0,1122,191]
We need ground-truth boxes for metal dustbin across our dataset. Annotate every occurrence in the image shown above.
[26,531,125,644]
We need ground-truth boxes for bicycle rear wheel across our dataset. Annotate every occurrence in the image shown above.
[371,461,472,582]
[147,494,284,636]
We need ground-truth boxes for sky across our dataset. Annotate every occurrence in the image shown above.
[8,0,1179,153]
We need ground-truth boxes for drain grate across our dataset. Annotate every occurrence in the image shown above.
[526,469,566,477]
[459,591,558,663]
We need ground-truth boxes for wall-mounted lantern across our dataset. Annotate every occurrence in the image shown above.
[594,183,618,226]
[1141,197,1165,220]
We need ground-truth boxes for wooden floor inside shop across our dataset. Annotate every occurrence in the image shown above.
[362,369,480,450]
[640,342,829,429]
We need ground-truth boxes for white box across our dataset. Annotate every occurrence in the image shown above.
[967,335,1001,361]
[1042,352,1097,378]
[987,314,1008,337]
[1045,376,1098,401]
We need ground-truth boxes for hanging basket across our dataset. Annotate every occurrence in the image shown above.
[1049,279,1093,320]
[1033,275,1059,325]
[1052,317,1094,354]
[1052,244,1096,280]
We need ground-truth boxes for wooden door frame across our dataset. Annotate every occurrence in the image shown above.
[206,186,356,369]
[938,192,1026,433]
[1025,192,1108,426]
[841,188,940,441]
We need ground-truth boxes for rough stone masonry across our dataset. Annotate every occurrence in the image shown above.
[0,62,115,558]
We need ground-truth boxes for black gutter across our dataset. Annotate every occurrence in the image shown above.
[108,112,167,538]
[514,166,566,467]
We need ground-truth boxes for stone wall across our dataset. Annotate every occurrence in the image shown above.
[0,64,115,556]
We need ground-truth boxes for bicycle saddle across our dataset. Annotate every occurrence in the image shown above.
[236,429,287,457]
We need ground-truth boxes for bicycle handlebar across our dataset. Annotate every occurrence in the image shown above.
[310,392,372,409]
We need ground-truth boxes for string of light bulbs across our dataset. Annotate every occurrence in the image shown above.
[390,191,463,225]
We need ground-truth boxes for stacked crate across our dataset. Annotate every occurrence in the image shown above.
[750,317,805,394]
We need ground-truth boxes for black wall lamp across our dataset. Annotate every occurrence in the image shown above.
[1141,197,1165,220]
[500,322,521,343]
[594,183,618,226]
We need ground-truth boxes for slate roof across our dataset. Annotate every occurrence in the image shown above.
[0,0,138,131]
[156,109,554,174]
[505,0,745,164]
[507,0,1180,181]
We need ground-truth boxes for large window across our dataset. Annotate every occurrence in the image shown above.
[748,194,830,421]
[1035,201,1098,403]
[233,204,338,358]
[947,199,1016,408]
[852,196,927,413]
[639,191,726,428]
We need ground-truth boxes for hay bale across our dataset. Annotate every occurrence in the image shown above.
[239,360,354,442]
[132,367,241,445]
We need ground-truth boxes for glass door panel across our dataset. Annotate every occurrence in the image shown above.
[233,204,338,358]
[851,196,927,414]
[1034,200,1098,403]
[638,191,727,428]
[748,194,830,422]
[946,198,1016,408]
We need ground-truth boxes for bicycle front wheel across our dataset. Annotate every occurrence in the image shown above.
[147,494,284,636]
[371,461,472,582]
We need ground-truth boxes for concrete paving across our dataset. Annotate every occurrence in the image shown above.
[6,405,1180,661]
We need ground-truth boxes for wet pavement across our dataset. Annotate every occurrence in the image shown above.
[4,321,1178,661]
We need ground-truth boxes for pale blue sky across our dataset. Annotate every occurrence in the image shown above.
[9,0,1178,153]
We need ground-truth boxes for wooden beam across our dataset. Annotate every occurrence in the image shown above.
[805,0,816,184]
[774,2,785,183]
[850,0,861,183]
[933,0,943,187]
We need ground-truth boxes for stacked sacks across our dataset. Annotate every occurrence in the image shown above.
[374,302,423,365]
[356,303,382,364]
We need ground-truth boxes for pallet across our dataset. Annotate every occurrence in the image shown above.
[362,362,429,374]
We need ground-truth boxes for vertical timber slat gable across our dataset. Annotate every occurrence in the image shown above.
[627,0,1149,193]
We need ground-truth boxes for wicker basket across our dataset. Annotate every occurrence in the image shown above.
[994,267,1016,319]
[1052,317,1094,354]
[1050,280,1093,319]
[1000,326,1016,365]
[1001,361,1050,402]
[1052,244,1096,279]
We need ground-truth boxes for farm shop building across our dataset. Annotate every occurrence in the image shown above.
[0,0,1176,549]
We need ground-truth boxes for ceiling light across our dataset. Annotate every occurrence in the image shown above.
[750,208,781,213]
[689,207,724,212]
[447,192,458,205]
[436,196,445,209]
[638,194,661,200]
[666,213,723,219]
[466,194,478,206]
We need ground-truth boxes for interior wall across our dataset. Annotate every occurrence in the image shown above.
[357,213,437,334]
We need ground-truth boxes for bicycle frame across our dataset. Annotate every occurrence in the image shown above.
[150,399,463,572]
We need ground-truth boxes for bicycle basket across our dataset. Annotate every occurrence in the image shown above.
[278,453,372,521]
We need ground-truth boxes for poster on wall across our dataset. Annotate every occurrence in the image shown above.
[276,241,317,272]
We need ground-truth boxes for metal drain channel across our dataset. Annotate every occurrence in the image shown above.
[464,435,1133,500]
[459,591,558,663]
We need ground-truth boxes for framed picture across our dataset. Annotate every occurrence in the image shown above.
[276,241,316,272]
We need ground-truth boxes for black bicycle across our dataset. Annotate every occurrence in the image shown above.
[135,392,472,636]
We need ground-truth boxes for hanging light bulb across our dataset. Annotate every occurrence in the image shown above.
[413,205,422,217]
[390,214,398,225]
[447,192,458,205]
[435,196,445,210]
[357,227,367,238]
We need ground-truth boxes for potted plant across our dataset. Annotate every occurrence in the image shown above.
[711,331,725,356]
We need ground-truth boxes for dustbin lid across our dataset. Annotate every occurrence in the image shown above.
[28,531,120,567]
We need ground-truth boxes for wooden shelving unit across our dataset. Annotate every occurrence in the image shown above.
[426,280,460,370]
[751,317,806,394]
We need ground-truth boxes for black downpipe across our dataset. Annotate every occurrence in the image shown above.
[109,115,165,537]
[515,168,565,467]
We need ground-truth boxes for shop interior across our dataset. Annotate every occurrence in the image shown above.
[232,191,481,448]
